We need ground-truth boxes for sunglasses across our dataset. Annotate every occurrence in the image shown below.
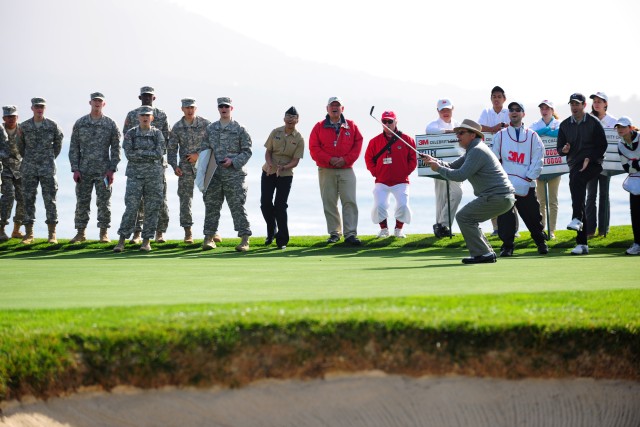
[381,119,394,124]
[218,105,230,109]
[455,130,467,136]
[509,108,522,113]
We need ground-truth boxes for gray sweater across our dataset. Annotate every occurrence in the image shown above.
[437,138,514,197]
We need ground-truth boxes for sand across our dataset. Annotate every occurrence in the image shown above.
[2,373,639,427]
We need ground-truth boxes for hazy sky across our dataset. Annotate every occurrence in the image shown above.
[169,0,640,104]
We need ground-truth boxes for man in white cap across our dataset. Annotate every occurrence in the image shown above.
[425,98,463,238]
[309,97,363,245]
[422,119,515,264]
[365,110,416,238]
[0,105,25,241]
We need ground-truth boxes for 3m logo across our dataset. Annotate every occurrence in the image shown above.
[418,139,429,146]
[508,151,525,164]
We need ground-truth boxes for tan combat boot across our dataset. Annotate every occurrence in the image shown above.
[184,227,193,244]
[213,233,222,243]
[99,228,110,243]
[155,231,166,243]
[11,222,24,239]
[140,238,151,252]
[0,226,8,242]
[113,235,126,253]
[130,230,142,244]
[235,235,250,252]
[202,235,216,250]
[47,223,58,244]
[21,224,34,244]
[69,228,86,244]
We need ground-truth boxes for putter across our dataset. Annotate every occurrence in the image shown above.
[369,106,423,156]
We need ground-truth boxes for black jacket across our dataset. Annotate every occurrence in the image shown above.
[557,114,607,170]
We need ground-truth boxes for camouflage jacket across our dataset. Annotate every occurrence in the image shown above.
[18,117,64,176]
[0,125,22,178]
[123,126,165,179]
[69,114,121,175]
[123,106,170,144]
[199,119,252,173]
[168,116,211,173]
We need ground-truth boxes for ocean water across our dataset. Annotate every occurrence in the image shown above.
[22,151,630,241]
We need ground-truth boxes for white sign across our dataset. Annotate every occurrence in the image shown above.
[416,129,624,180]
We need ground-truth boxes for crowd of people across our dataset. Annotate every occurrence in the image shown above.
[0,86,637,262]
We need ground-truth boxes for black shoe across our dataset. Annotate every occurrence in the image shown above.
[537,242,549,254]
[264,236,274,246]
[344,235,362,246]
[433,223,444,238]
[440,225,454,237]
[462,253,497,264]
[326,234,340,243]
[500,247,514,257]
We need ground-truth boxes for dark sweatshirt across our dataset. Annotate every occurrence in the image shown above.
[556,113,607,170]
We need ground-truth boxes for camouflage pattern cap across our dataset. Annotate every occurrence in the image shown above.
[138,106,154,115]
[31,97,46,106]
[140,86,155,95]
[181,98,197,107]
[2,105,18,116]
[217,97,232,106]
[91,92,106,100]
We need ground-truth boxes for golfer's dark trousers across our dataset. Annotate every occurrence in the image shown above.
[260,171,293,246]
[630,193,640,244]
[569,162,603,245]
[497,187,546,249]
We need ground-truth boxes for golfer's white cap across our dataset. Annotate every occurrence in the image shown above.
[538,99,555,109]
[590,92,608,102]
[327,96,343,106]
[615,116,632,127]
[437,99,453,111]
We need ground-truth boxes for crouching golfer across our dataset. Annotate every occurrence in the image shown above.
[421,119,515,264]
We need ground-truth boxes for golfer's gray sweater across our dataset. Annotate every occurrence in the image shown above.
[437,138,514,197]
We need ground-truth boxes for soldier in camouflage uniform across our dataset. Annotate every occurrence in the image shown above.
[68,92,121,243]
[114,106,165,253]
[168,98,210,243]
[123,86,170,244]
[0,105,25,241]
[18,98,64,244]
[200,97,252,252]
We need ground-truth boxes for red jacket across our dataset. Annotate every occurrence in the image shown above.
[365,131,417,186]
[309,115,363,168]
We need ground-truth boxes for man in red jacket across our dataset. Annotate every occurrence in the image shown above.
[364,111,417,238]
[309,97,364,245]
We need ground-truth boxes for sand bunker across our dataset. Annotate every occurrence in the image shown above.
[2,373,639,427]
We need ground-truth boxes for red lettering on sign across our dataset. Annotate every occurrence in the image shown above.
[544,157,562,165]
[545,148,559,156]
[418,139,429,146]
[508,151,525,164]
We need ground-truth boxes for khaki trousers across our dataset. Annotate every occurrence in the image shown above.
[318,167,358,238]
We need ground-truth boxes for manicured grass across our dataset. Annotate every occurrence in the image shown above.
[0,226,638,402]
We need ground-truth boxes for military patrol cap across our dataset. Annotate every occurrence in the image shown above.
[285,106,298,116]
[181,98,197,107]
[31,97,46,106]
[91,92,106,100]
[138,106,154,115]
[217,97,232,106]
[2,105,18,117]
[140,86,155,95]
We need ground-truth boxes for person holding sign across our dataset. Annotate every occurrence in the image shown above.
[530,100,561,239]
[422,119,515,264]
[425,98,463,238]
[557,93,608,255]
[365,110,417,238]
[614,117,640,255]
[492,102,547,257]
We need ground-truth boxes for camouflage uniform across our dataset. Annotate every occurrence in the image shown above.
[200,119,252,237]
[18,117,64,225]
[69,114,121,230]
[117,125,165,239]
[168,115,211,227]
[123,105,170,233]
[0,123,24,226]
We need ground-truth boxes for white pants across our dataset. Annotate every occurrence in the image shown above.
[371,183,411,224]
[434,179,463,227]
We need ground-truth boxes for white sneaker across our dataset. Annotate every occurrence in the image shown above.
[570,244,589,255]
[567,218,583,231]
[394,228,406,238]
[377,228,390,238]
[626,243,640,255]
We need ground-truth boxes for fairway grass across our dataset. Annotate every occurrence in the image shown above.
[1,227,638,402]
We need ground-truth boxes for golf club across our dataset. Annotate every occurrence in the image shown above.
[369,106,423,156]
